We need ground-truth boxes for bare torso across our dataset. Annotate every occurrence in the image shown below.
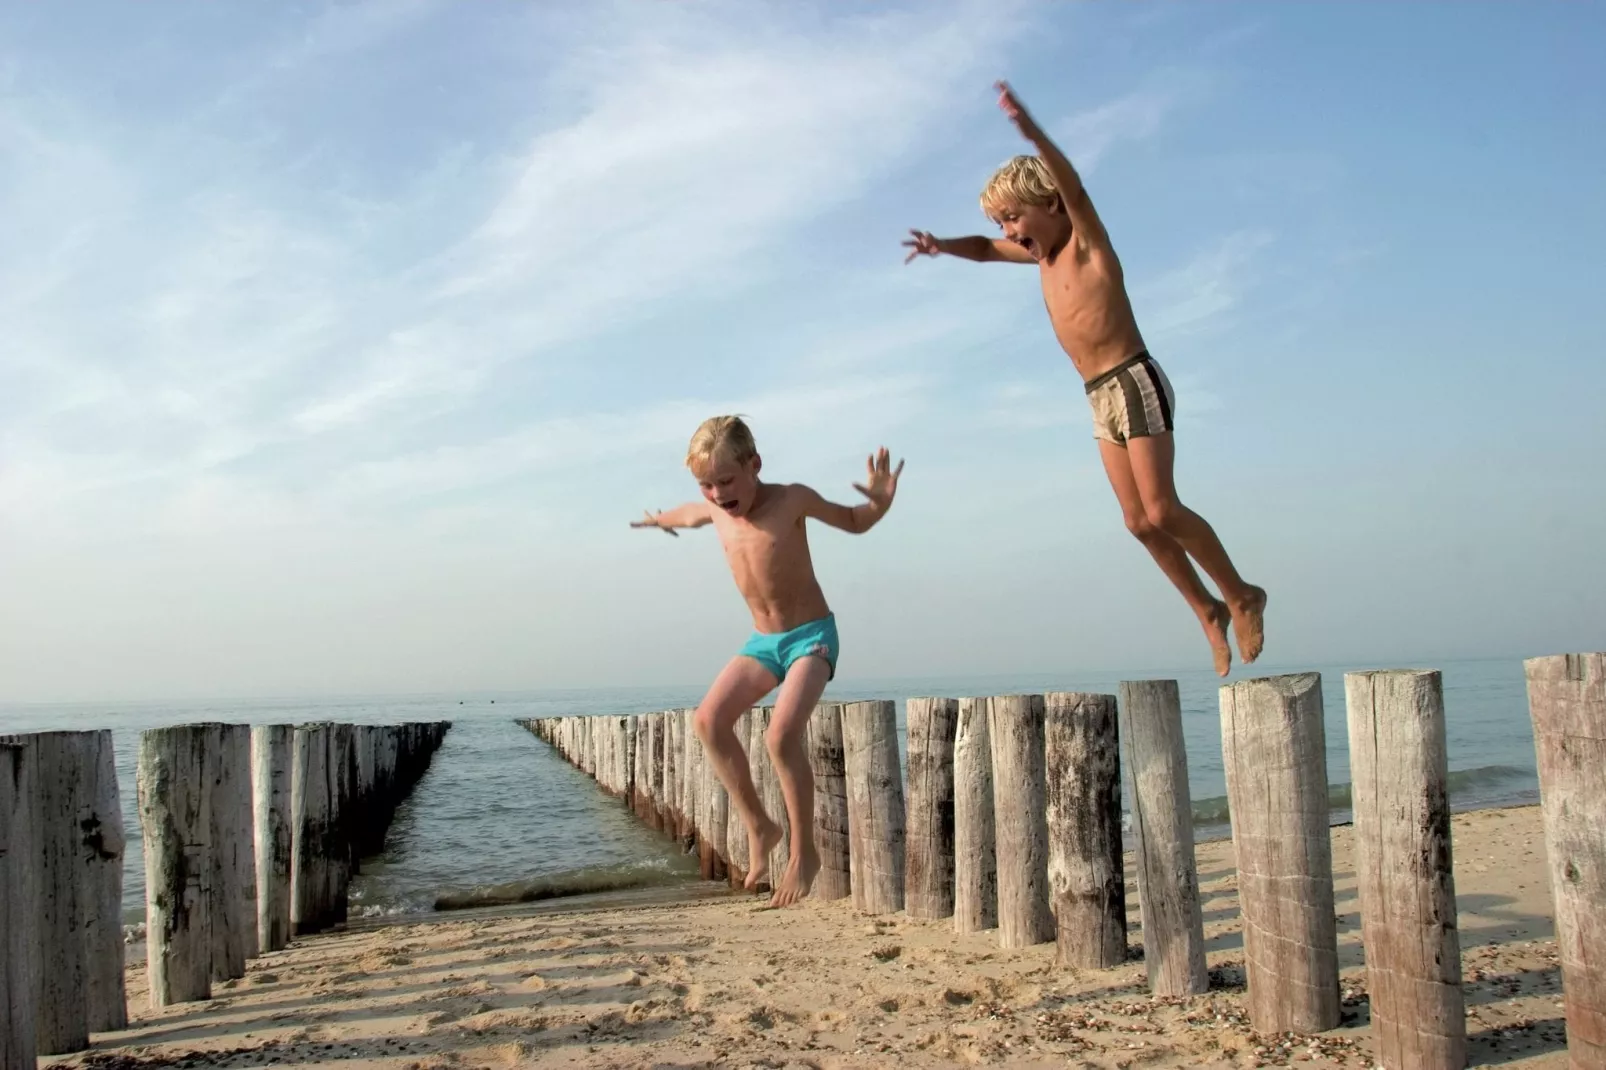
[1039,237,1147,382]
[710,483,831,634]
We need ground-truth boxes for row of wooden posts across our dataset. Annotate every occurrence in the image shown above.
[0,720,450,1070]
[520,654,1604,1070]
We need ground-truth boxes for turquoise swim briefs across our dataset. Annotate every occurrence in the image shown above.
[739,614,839,682]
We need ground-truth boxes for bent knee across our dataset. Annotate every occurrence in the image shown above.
[1143,497,1183,532]
[764,721,805,758]
[1123,510,1157,540]
[692,707,719,744]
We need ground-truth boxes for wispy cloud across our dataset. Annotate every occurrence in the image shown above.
[1131,229,1274,346]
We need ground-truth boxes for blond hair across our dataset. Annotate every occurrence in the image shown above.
[685,415,757,473]
[979,155,1062,222]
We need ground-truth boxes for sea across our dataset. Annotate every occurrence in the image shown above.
[0,657,1540,928]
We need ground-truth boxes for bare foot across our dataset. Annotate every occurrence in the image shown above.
[743,817,783,891]
[767,846,821,908]
[1229,586,1268,665]
[1198,599,1233,677]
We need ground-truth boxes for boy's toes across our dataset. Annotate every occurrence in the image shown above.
[1230,587,1267,664]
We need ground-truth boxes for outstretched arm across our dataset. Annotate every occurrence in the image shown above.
[630,501,712,537]
[903,230,1035,265]
[797,448,905,535]
[994,81,1113,254]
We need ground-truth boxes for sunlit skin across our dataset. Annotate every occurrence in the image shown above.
[632,447,903,906]
[904,81,1265,676]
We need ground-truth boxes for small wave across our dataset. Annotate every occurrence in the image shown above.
[1185,764,1533,827]
[432,860,691,912]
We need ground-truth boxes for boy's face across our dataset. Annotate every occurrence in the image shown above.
[693,453,761,518]
[994,199,1069,261]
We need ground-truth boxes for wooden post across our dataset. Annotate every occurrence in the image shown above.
[706,745,731,880]
[988,695,1054,947]
[327,724,355,926]
[252,725,293,954]
[138,725,213,1007]
[210,724,254,982]
[1118,680,1207,996]
[648,714,665,832]
[1044,692,1127,969]
[662,714,681,840]
[1220,673,1340,1034]
[905,697,958,920]
[841,700,905,915]
[808,703,850,901]
[83,730,128,1032]
[1344,669,1465,1070]
[953,697,997,933]
[1525,653,1606,1068]
[683,709,701,844]
[290,723,330,936]
[17,732,91,1053]
[749,707,790,884]
[1,743,38,1070]
[725,710,752,886]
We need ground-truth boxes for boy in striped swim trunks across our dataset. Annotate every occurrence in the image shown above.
[904,81,1266,676]
[632,416,903,906]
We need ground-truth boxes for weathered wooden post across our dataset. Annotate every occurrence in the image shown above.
[1,742,38,1070]
[138,725,213,1006]
[841,700,905,914]
[683,709,701,844]
[706,749,731,881]
[1525,653,1606,1068]
[725,710,752,885]
[252,725,293,954]
[290,723,330,935]
[1220,673,1340,1034]
[647,713,665,832]
[953,697,997,933]
[210,724,254,982]
[1045,692,1126,969]
[327,723,356,925]
[749,707,789,883]
[662,714,681,839]
[808,703,851,901]
[905,697,958,920]
[1344,669,1465,1070]
[1118,680,1206,996]
[83,730,127,1032]
[988,695,1054,947]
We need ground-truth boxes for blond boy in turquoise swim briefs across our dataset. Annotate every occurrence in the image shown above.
[632,416,903,907]
[904,81,1266,676]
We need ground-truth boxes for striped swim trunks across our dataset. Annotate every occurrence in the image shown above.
[1084,351,1175,444]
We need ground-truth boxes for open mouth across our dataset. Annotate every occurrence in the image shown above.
[1017,236,1037,256]
[717,499,741,514]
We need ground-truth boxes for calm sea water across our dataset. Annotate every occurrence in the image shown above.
[0,657,1539,925]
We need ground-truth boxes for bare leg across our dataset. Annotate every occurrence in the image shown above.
[1127,433,1267,663]
[1099,440,1234,676]
[691,657,783,890]
[762,656,831,907]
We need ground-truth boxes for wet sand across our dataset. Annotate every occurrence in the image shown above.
[52,805,1568,1069]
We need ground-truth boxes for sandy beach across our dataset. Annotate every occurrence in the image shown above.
[49,805,1567,1069]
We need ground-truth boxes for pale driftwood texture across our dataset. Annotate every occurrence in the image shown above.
[725,710,752,884]
[21,732,91,1053]
[685,710,704,846]
[290,723,330,936]
[807,703,851,901]
[746,707,780,885]
[662,714,681,841]
[953,698,997,934]
[1525,653,1606,1068]
[1118,680,1206,997]
[1344,669,1465,1070]
[251,725,293,954]
[988,695,1054,948]
[1,743,38,1070]
[841,700,906,915]
[649,713,666,832]
[210,724,254,983]
[706,741,731,880]
[138,725,213,1007]
[1220,674,1340,1034]
[1045,692,1126,969]
[758,707,793,883]
[83,730,127,1032]
[905,697,959,920]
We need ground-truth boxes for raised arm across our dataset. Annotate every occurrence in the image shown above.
[796,448,905,535]
[630,500,712,536]
[994,81,1113,255]
[904,230,1035,265]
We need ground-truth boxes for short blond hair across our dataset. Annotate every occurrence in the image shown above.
[979,155,1061,222]
[685,415,757,473]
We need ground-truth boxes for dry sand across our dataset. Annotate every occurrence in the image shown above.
[51,805,1568,1069]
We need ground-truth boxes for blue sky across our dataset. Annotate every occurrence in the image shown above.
[2,1,1602,703]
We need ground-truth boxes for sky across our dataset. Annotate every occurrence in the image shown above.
[2,1,1603,704]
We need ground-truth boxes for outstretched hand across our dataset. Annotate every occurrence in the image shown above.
[995,80,1043,140]
[852,448,905,512]
[629,509,679,537]
[902,229,940,264]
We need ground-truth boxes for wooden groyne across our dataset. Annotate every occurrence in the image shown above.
[517,650,1606,1068]
[0,716,449,1065]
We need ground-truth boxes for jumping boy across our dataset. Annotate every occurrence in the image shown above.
[904,81,1266,676]
[631,416,903,907]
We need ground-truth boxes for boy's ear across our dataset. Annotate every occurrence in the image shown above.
[750,454,763,476]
